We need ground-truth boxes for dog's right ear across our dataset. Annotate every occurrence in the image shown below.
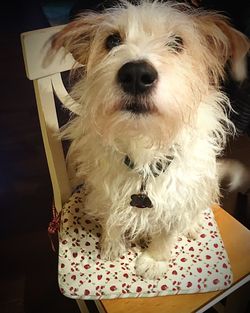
[51,12,104,65]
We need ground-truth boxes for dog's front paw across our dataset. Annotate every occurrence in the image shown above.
[100,240,126,261]
[135,252,169,279]
[184,222,203,240]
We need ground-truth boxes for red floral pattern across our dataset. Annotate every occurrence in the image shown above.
[58,186,233,299]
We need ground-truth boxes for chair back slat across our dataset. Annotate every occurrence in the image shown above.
[21,25,79,210]
[51,73,81,115]
[21,25,77,80]
[33,76,71,212]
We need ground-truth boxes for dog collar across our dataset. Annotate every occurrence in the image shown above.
[124,155,173,208]
[124,155,173,177]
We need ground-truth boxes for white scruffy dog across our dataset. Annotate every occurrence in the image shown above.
[52,0,249,279]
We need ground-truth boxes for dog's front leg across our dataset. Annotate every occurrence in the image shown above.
[135,231,176,279]
[100,224,126,261]
[182,212,203,240]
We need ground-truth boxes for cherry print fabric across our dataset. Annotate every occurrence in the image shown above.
[58,186,233,299]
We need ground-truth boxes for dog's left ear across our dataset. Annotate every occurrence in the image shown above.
[196,13,250,82]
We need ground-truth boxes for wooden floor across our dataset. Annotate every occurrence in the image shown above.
[0,2,249,313]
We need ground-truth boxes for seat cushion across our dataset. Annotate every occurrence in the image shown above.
[58,186,233,300]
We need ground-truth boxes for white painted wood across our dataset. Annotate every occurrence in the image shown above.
[95,301,107,313]
[33,77,71,212]
[21,25,79,80]
[76,300,90,313]
[196,274,250,313]
[51,73,81,115]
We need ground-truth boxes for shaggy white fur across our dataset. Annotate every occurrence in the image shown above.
[52,0,249,279]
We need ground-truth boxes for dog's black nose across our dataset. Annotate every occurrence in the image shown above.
[117,61,158,95]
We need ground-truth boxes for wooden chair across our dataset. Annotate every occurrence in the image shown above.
[21,25,250,313]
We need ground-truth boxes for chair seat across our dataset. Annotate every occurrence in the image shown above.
[58,186,232,300]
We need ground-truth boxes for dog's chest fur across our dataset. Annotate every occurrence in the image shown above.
[78,124,220,239]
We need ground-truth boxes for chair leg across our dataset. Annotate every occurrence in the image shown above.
[76,300,106,313]
[95,300,107,313]
[76,300,90,313]
[213,302,225,313]
[224,281,250,313]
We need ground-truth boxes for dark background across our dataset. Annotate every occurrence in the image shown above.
[0,1,249,313]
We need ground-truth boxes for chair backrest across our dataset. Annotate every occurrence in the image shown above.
[21,25,78,213]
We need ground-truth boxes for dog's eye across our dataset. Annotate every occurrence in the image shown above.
[105,33,122,50]
[166,35,184,53]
